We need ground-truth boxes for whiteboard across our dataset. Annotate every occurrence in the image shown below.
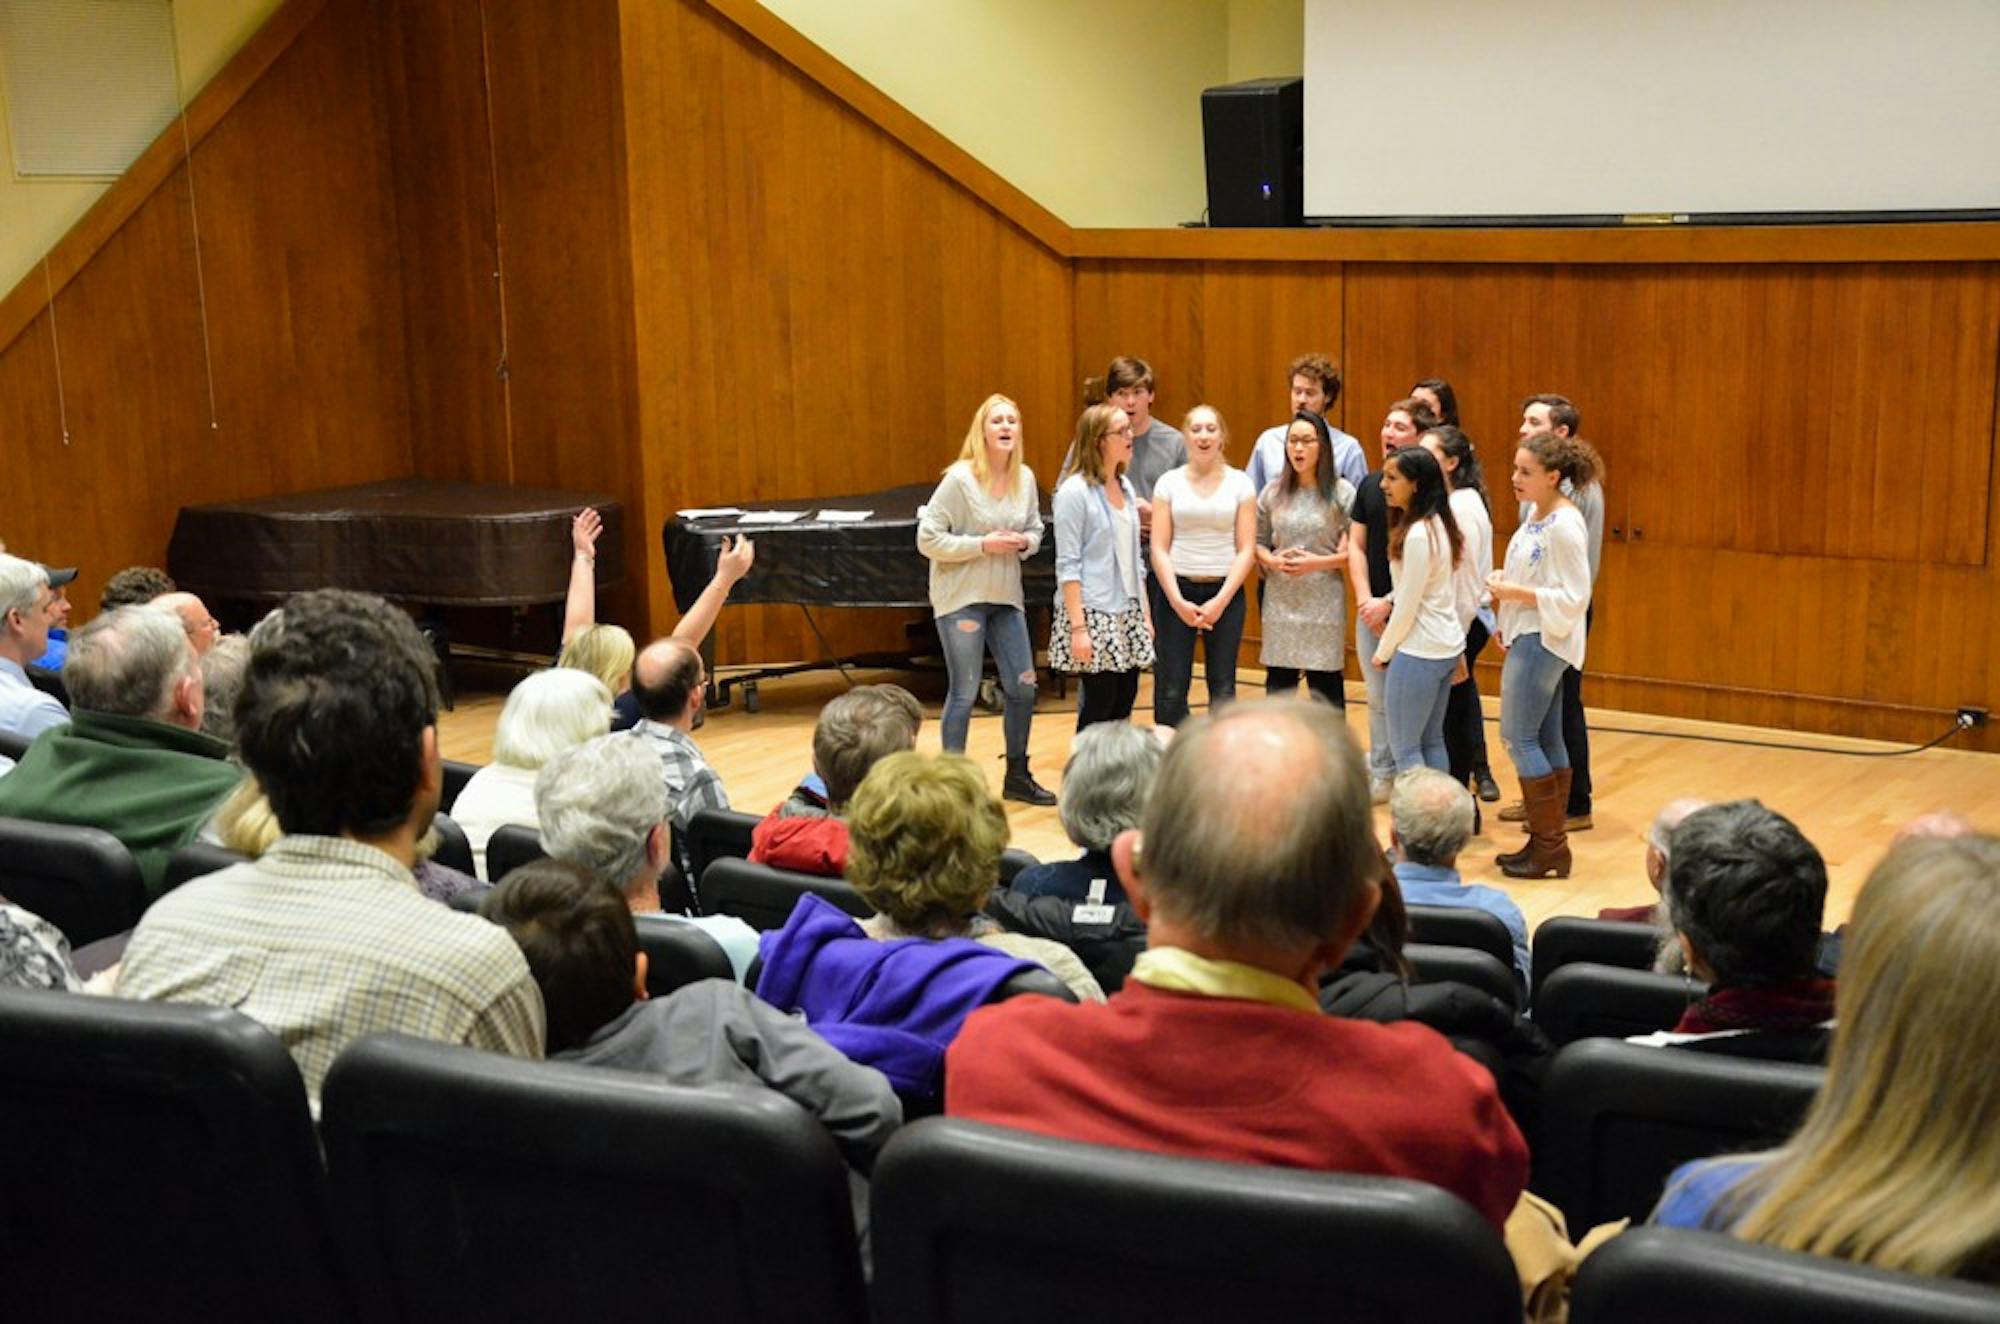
[1302,0,2000,219]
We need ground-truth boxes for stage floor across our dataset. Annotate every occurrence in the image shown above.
[439,667,2000,935]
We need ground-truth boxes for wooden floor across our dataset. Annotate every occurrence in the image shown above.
[440,666,2000,935]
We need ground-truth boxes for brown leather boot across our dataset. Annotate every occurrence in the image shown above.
[1494,775,1551,870]
[1502,772,1572,879]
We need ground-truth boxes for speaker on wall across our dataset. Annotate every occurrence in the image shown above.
[1200,77,1304,227]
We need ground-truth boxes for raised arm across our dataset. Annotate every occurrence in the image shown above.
[670,534,754,647]
[561,508,603,645]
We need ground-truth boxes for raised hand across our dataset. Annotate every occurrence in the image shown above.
[571,508,602,557]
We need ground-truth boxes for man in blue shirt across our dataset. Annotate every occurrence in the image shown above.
[1389,767,1531,991]
[0,554,70,743]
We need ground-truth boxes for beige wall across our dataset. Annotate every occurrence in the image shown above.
[1228,0,1304,81]
[0,0,281,295]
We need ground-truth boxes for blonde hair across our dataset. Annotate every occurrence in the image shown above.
[952,394,1031,500]
[557,624,636,696]
[845,751,1009,938]
[1062,403,1127,488]
[216,774,448,864]
[1181,404,1228,455]
[1711,835,2000,1281]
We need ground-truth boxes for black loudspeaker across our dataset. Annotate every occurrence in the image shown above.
[1200,78,1304,227]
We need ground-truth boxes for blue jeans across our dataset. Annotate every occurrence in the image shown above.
[936,603,1036,758]
[1354,617,1397,785]
[1151,576,1246,727]
[1500,632,1570,779]
[1384,651,1456,774]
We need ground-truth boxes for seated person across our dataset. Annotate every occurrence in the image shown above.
[1627,800,1835,1061]
[1654,833,2000,1286]
[1388,768,1531,991]
[0,899,81,990]
[1599,796,1709,925]
[947,699,1527,1231]
[848,752,1105,1003]
[482,859,901,1168]
[117,590,544,1112]
[0,554,70,741]
[151,590,222,658]
[197,633,250,745]
[453,668,612,879]
[0,604,241,898]
[535,732,760,981]
[1008,720,1162,904]
[750,684,921,875]
[212,774,479,907]
[99,565,175,613]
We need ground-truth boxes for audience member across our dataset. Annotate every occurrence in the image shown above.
[0,900,81,990]
[1628,800,1835,1061]
[117,590,544,1111]
[1008,720,1162,904]
[629,636,727,872]
[25,560,74,671]
[1654,834,2000,1286]
[947,699,1527,1230]
[0,605,239,897]
[1599,796,1710,923]
[482,860,902,1167]
[0,554,69,741]
[99,565,175,613]
[454,668,612,879]
[535,732,760,980]
[750,684,921,875]
[1388,769,1530,990]
[198,633,250,745]
[212,774,480,907]
[151,590,221,658]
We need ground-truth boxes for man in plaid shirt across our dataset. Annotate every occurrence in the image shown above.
[629,636,729,868]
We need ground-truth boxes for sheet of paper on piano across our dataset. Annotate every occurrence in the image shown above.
[815,510,873,522]
[736,510,809,525]
[676,507,745,519]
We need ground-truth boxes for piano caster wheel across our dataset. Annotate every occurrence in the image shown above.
[977,678,1001,713]
[743,681,761,714]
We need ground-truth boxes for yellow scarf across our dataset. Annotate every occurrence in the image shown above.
[1128,947,1318,1013]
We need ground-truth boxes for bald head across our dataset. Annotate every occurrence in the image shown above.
[1645,796,1712,890]
[152,591,220,657]
[631,636,704,725]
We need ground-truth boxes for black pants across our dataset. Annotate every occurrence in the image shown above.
[1265,666,1345,708]
[1444,618,1492,784]
[1560,607,1593,813]
[1152,575,1247,727]
[1077,669,1140,730]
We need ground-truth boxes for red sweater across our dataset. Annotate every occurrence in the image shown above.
[748,810,850,876]
[946,980,1527,1229]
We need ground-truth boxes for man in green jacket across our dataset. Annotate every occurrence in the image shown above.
[0,604,240,899]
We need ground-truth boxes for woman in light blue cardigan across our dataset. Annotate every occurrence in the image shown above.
[1049,403,1154,730]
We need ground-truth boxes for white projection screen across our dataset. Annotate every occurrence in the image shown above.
[1302,0,2000,221]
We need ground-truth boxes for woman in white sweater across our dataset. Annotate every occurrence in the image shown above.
[1488,431,1602,879]
[1420,426,1500,811]
[916,394,1054,806]
[1370,444,1465,775]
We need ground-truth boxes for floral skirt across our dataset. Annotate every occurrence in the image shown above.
[1049,600,1154,675]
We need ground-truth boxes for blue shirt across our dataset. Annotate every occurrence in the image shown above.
[1248,422,1368,496]
[1009,849,1123,905]
[1052,474,1147,614]
[1653,1156,1765,1230]
[32,628,66,672]
[1393,860,1531,991]
[0,657,68,743]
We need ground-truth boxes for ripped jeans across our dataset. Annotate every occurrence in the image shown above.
[936,602,1037,758]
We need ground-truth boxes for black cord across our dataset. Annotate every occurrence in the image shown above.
[797,605,861,689]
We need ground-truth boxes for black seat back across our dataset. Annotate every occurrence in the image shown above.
[1531,1038,1823,1228]
[991,963,1079,1004]
[0,815,146,946]
[1533,915,1661,988]
[439,758,480,814]
[871,1118,1522,1324]
[1407,904,1516,972]
[702,856,873,929]
[162,841,252,896]
[1408,941,1520,1010]
[427,811,476,876]
[1571,1225,2000,1323]
[485,823,547,883]
[634,915,736,995]
[685,807,761,880]
[323,1034,867,1323]
[997,846,1039,885]
[1535,962,1701,1045]
[0,989,347,1318]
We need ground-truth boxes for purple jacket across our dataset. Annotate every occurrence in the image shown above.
[755,895,1035,1098]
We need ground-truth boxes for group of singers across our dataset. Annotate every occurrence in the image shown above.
[915,355,1603,879]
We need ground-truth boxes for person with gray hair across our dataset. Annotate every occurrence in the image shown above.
[1598,796,1711,924]
[749,683,922,875]
[0,553,69,742]
[535,732,759,981]
[948,698,1529,1233]
[1009,720,1163,904]
[453,668,612,879]
[0,604,240,897]
[198,633,251,745]
[1388,768,1530,990]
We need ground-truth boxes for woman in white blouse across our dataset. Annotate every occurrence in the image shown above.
[1488,431,1602,879]
[1420,426,1500,814]
[1370,445,1466,775]
[1148,405,1257,727]
[916,394,1053,806]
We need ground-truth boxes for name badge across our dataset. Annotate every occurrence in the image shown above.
[1072,903,1116,925]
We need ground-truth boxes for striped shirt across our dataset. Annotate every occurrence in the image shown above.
[631,720,729,832]
[116,835,545,1113]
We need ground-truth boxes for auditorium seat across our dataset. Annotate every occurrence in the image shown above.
[1570,1225,2000,1323]
[484,823,547,883]
[1407,941,1520,1010]
[439,758,480,814]
[322,1034,867,1323]
[0,988,348,1319]
[634,914,735,995]
[1534,962,1701,1045]
[1532,915,1661,990]
[702,856,874,929]
[0,815,146,946]
[428,811,476,876]
[162,840,252,895]
[870,1117,1522,1324]
[1531,1038,1823,1228]
[686,807,761,880]
[997,846,1038,885]
[1407,904,1518,974]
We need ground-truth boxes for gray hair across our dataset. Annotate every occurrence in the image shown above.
[199,634,251,743]
[63,605,193,719]
[1389,768,1474,866]
[1647,796,1712,858]
[1140,699,1378,950]
[0,554,47,621]
[1058,720,1163,852]
[535,733,667,895]
[814,684,922,808]
[493,669,612,770]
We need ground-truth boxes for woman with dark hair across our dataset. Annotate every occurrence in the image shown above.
[1255,411,1354,707]
[1410,377,1460,429]
[1420,426,1501,807]
[1371,445,1464,775]
[1050,403,1155,729]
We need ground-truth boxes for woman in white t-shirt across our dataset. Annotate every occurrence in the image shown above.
[1147,405,1257,727]
[1369,444,1465,776]
[1419,425,1500,810]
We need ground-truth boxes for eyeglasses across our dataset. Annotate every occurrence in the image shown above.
[1106,426,1133,437]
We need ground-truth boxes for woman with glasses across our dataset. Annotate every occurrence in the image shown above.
[1050,404,1155,730]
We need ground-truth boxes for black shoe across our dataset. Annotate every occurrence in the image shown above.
[1474,765,1502,803]
[1003,759,1057,807]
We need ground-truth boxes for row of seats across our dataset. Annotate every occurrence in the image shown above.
[5,986,1988,1322]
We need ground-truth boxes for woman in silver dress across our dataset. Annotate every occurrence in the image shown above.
[1255,412,1355,707]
